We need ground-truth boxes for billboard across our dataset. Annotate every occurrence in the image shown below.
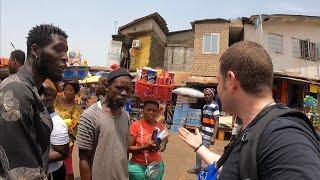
[107,40,122,66]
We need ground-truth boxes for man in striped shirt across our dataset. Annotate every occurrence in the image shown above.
[188,88,220,174]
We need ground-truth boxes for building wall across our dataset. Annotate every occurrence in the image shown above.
[149,32,166,68]
[164,30,194,71]
[164,47,193,71]
[129,34,152,70]
[167,30,194,46]
[192,23,229,76]
[120,19,154,35]
[244,21,320,79]
[151,20,167,44]
[120,18,167,70]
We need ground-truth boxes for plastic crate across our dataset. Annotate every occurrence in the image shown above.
[135,80,173,102]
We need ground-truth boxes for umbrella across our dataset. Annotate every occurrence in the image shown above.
[172,87,204,98]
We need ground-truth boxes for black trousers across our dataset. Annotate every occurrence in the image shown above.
[49,164,66,180]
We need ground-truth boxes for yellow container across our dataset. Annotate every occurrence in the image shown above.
[218,130,225,140]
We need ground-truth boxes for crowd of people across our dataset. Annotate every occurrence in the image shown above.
[0,23,319,180]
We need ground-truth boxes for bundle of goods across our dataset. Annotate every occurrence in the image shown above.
[68,50,82,66]
[0,57,9,66]
[63,66,89,81]
[151,127,169,146]
[304,95,320,128]
[0,58,9,79]
[170,95,202,133]
[135,67,174,102]
[185,108,202,127]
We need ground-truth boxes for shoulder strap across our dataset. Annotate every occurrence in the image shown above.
[239,104,320,180]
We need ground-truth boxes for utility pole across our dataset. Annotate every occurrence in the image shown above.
[114,21,118,33]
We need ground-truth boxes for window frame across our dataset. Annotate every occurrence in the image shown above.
[292,37,319,61]
[202,33,220,54]
[268,33,284,54]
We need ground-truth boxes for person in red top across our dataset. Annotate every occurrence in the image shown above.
[128,100,168,180]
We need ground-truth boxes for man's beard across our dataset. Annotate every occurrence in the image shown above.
[38,50,63,83]
[105,95,125,109]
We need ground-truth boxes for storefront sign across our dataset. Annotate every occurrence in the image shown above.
[107,40,122,66]
[310,84,319,93]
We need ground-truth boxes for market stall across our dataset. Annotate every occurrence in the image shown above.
[0,57,9,80]
[304,95,320,129]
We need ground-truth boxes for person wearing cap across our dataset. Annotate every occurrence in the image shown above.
[187,88,220,174]
[76,68,133,180]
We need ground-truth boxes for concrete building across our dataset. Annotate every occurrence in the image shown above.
[115,12,169,71]
[186,19,243,85]
[113,13,320,108]
[243,14,320,79]
[243,14,320,108]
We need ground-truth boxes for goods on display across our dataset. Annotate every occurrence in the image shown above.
[304,95,320,128]
[0,58,9,66]
[185,109,202,127]
[68,50,82,66]
[173,87,204,98]
[135,67,174,102]
[0,58,9,79]
[170,95,202,133]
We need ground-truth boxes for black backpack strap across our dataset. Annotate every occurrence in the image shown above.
[239,104,319,180]
[216,137,236,168]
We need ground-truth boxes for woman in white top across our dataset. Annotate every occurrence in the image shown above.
[42,80,69,180]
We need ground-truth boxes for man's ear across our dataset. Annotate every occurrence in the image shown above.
[31,44,40,59]
[227,71,237,90]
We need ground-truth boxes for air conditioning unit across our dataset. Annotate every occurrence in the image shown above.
[132,40,140,48]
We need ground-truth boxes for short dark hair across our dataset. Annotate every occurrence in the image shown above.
[63,81,80,94]
[144,100,160,109]
[219,41,273,96]
[26,24,68,56]
[10,50,25,65]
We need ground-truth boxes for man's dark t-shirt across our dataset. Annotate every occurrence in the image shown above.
[219,116,320,180]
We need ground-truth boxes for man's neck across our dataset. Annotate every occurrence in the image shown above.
[236,95,275,130]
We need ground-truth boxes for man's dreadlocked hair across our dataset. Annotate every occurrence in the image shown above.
[26,24,68,56]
